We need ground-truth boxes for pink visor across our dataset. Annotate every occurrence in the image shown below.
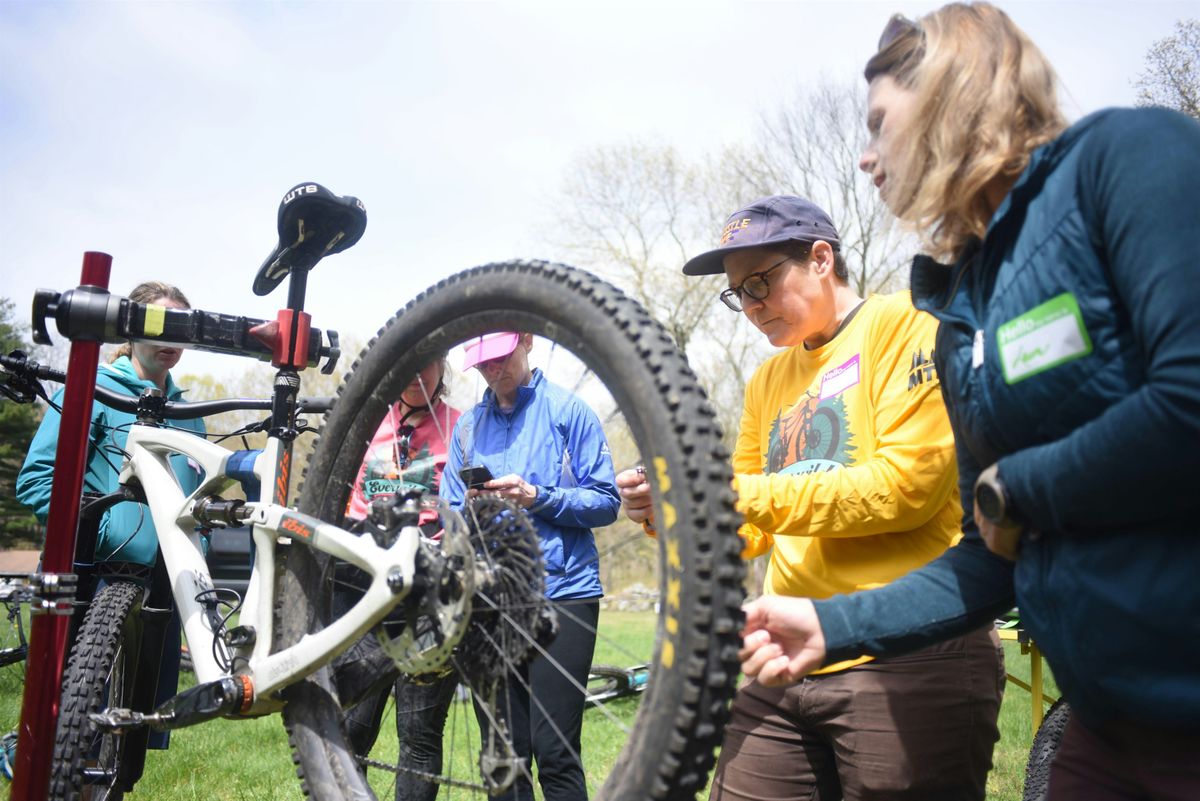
[462,332,520,370]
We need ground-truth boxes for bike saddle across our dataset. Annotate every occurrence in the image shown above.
[253,182,367,296]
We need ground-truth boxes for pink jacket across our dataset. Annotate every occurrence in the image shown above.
[346,400,461,523]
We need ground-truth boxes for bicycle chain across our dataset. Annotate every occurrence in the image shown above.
[356,755,487,792]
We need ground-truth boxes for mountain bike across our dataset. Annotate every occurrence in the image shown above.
[586,663,650,706]
[0,182,746,800]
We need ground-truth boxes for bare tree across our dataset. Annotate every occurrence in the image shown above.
[713,77,914,295]
[544,141,769,444]
[545,78,913,445]
[1135,19,1200,120]
[549,141,728,353]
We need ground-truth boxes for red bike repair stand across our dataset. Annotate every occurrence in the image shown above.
[11,252,112,801]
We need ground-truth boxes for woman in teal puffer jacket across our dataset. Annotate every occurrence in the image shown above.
[738,4,1200,799]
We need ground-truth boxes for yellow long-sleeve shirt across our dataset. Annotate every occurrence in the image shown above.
[733,291,961,672]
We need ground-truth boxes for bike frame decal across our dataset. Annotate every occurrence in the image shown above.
[273,447,290,505]
[653,457,677,530]
[997,293,1093,384]
[655,457,682,670]
[279,515,313,540]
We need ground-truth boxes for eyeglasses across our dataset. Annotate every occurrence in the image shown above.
[719,256,792,312]
[878,14,919,51]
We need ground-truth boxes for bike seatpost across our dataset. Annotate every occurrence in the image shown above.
[11,252,111,801]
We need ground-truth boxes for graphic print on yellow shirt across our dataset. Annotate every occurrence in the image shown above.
[766,389,854,476]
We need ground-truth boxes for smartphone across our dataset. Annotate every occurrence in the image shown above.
[459,465,494,489]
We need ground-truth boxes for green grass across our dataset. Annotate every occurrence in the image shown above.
[0,610,1055,800]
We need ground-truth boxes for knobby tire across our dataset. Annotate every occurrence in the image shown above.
[49,580,144,801]
[1022,699,1071,801]
[279,260,746,801]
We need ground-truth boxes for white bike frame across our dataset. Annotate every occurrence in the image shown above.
[118,424,420,712]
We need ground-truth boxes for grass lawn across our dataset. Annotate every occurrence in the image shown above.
[0,610,1055,800]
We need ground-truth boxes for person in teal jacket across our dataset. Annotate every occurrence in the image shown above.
[17,281,205,565]
[17,279,204,749]
[739,5,1200,800]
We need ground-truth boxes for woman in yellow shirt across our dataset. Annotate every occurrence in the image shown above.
[618,194,1002,800]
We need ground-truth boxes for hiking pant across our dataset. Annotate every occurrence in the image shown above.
[478,598,600,801]
[710,625,1004,801]
[1048,713,1200,801]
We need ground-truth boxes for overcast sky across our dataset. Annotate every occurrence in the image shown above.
[1,0,1193,380]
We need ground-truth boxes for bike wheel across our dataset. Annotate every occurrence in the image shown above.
[1022,699,1071,801]
[283,260,746,801]
[50,581,145,801]
[586,665,634,705]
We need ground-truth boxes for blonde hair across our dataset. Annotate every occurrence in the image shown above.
[110,281,191,363]
[865,3,1067,262]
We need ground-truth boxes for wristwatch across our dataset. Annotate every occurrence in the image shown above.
[974,463,1020,527]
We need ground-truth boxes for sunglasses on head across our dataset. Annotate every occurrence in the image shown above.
[878,13,920,51]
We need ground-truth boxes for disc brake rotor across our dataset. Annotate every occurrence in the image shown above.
[374,498,474,675]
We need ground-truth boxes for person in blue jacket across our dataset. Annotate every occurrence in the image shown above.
[443,331,620,801]
[17,279,205,748]
[738,4,1200,799]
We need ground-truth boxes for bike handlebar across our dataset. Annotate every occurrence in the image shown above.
[0,351,334,419]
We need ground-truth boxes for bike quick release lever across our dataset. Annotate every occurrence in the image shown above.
[31,285,118,346]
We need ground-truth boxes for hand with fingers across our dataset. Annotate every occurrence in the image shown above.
[738,595,827,687]
[470,473,539,508]
[616,466,657,536]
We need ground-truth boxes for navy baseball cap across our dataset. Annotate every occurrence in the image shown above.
[681,195,841,276]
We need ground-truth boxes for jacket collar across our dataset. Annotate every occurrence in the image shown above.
[911,111,1110,315]
[482,367,544,415]
[100,355,186,401]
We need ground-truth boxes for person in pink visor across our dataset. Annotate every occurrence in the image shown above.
[332,354,463,801]
[446,331,620,801]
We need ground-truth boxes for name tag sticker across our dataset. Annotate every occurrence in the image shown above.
[996,293,1092,384]
[819,354,860,400]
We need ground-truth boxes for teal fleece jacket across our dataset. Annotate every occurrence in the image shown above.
[17,356,206,567]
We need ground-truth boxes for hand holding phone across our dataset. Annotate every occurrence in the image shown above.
[459,465,494,489]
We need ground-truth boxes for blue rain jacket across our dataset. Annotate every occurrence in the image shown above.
[17,356,206,567]
[443,368,620,600]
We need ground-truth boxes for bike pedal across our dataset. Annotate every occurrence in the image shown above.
[88,708,157,732]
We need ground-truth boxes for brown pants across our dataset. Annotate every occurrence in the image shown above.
[710,626,1004,801]
[1048,713,1200,801]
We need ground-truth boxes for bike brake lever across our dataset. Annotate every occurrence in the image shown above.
[0,350,48,404]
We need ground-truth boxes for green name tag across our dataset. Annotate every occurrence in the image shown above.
[996,293,1093,384]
